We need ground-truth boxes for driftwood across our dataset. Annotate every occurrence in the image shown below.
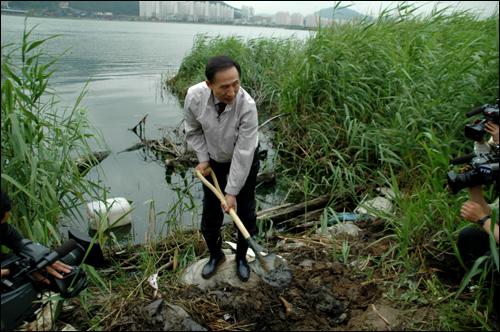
[256,186,362,224]
[256,170,276,185]
[164,154,198,167]
[75,151,110,173]
[117,139,157,154]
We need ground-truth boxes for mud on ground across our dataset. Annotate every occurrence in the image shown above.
[58,218,411,331]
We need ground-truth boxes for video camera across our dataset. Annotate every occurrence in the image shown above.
[1,229,105,331]
[446,101,499,195]
[464,100,499,141]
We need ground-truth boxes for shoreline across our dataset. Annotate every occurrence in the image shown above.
[0,12,313,32]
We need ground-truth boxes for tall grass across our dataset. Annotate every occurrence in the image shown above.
[1,16,107,245]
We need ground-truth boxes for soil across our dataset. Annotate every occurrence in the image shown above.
[54,216,491,331]
[56,218,409,331]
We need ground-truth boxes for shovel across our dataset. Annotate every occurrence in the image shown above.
[195,168,292,290]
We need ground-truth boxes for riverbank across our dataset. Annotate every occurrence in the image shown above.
[0,12,313,31]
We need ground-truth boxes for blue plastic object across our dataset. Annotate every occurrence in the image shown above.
[328,213,373,224]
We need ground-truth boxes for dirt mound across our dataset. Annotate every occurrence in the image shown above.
[152,219,391,331]
[57,218,397,331]
[161,247,380,330]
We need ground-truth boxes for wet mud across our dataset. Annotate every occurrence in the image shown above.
[57,218,400,331]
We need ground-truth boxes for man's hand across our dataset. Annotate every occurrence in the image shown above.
[485,122,499,143]
[460,201,489,224]
[32,260,72,285]
[222,194,236,214]
[194,162,211,178]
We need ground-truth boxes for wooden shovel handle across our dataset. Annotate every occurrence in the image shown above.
[195,169,251,240]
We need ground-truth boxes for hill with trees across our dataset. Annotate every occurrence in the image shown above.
[7,1,139,16]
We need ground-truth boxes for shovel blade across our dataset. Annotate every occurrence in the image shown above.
[249,253,293,290]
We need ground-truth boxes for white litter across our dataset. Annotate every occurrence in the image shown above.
[147,273,158,299]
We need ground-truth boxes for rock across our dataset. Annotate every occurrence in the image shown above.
[299,259,314,271]
[355,196,392,216]
[144,300,207,331]
[313,222,362,238]
[181,254,261,290]
[334,223,362,237]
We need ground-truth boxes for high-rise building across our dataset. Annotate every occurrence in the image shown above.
[290,13,303,26]
[139,1,233,22]
[276,11,290,26]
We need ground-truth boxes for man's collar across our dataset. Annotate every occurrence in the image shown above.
[211,90,222,105]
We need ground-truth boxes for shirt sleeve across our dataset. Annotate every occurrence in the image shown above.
[225,101,258,196]
[0,223,25,251]
[184,91,210,163]
[474,142,491,155]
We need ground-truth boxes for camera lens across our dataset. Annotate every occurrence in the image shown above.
[446,171,477,194]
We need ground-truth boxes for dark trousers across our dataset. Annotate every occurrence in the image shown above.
[458,228,499,315]
[200,148,259,240]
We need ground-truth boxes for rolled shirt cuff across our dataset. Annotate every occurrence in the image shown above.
[224,186,239,196]
[197,152,210,163]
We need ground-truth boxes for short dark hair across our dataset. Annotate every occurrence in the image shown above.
[1,189,12,221]
[205,55,241,83]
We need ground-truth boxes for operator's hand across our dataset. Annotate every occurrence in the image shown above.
[461,165,472,173]
[460,201,489,224]
[222,194,236,214]
[1,269,10,278]
[485,122,499,144]
[194,161,211,178]
[32,260,72,285]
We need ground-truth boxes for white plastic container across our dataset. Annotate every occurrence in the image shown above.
[86,197,132,230]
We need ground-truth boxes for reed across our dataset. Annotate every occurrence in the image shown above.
[1,16,109,245]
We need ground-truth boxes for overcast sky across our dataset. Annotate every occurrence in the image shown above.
[224,1,499,17]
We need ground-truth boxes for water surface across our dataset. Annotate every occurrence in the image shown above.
[1,14,312,244]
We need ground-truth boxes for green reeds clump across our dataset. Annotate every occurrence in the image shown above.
[167,33,305,110]
[279,4,498,181]
[1,16,107,245]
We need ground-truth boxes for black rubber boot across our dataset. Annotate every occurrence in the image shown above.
[236,231,251,282]
[202,234,226,279]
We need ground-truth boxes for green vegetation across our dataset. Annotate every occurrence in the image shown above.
[168,2,499,329]
[7,1,140,16]
[1,15,109,245]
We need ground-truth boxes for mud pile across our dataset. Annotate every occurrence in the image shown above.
[57,218,396,331]
[145,218,391,331]
[158,246,380,330]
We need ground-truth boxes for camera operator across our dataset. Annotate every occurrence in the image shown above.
[1,189,72,284]
[457,175,499,314]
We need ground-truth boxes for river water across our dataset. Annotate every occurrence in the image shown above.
[1,14,312,244]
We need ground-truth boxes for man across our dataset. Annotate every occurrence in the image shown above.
[184,55,259,282]
[1,189,72,283]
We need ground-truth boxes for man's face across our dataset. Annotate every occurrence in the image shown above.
[206,66,240,104]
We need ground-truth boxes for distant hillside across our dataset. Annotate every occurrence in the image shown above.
[316,6,376,21]
[255,7,376,22]
[7,1,140,16]
[67,1,139,16]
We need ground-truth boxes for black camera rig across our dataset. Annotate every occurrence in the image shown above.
[447,101,499,195]
[1,229,105,331]
[464,99,499,141]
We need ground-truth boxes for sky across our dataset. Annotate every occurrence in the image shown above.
[224,1,499,18]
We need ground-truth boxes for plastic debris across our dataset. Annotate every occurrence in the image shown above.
[147,273,159,299]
